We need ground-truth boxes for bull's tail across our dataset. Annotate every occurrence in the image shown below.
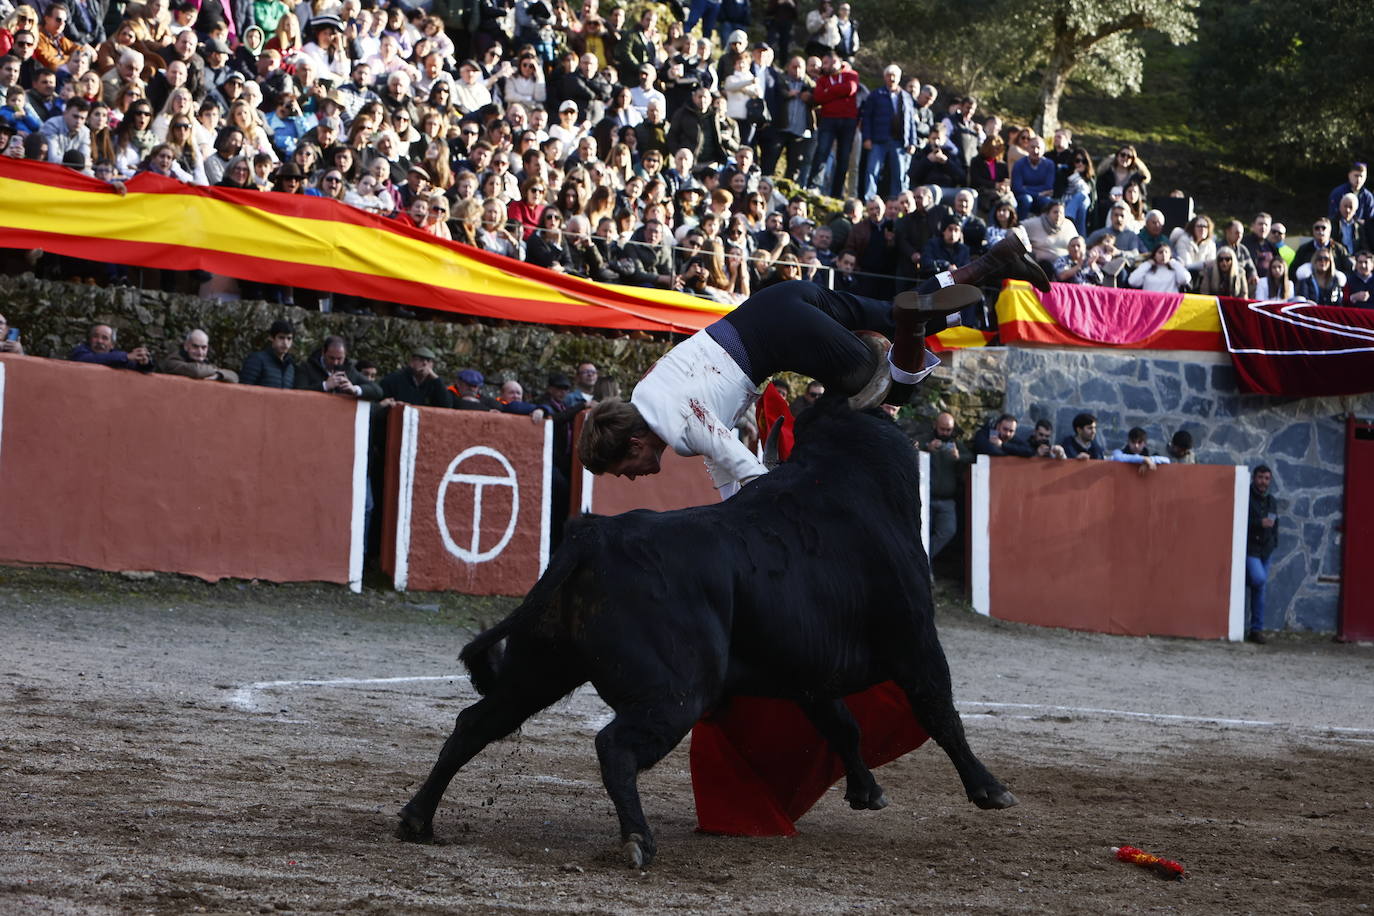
[458,522,597,696]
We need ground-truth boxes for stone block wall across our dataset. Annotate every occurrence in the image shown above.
[940,346,1371,634]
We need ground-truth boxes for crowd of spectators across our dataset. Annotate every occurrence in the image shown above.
[3,0,1368,319]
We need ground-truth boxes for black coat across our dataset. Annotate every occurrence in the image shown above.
[238,347,296,389]
[1247,487,1278,559]
[294,348,383,400]
[380,369,455,408]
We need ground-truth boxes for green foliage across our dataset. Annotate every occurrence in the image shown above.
[1192,0,1374,171]
[860,0,1196,130]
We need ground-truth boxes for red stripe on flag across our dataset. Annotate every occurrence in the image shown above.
[0,228,716,332]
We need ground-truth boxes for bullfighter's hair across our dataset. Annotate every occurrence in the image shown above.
[578,397,651,474]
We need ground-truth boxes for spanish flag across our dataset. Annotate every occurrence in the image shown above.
[0,158,730,334]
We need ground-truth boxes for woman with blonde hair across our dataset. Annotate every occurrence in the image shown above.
[0,5,39,56]
[152,86,195,141]
[267,13,304,62]
[424,192,452,239]
[1196,246,1247,297]
[479,196,524,258]
[451,197,483,246]
[228,98,277,160]
[606,142,635,190]
[1295,250,1346,305]
[164,111,208,184]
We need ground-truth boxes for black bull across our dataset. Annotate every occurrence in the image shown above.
[398,399,1017,866]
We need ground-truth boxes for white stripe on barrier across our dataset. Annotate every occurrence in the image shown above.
[393,406,419,591]
[348,401,369,593]
[969,455,991,616]
[1229,465,1250,641]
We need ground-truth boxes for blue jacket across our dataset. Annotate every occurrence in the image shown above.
[860,86,915,148]
[1012,155,1056,199]
[69,342,154,372]
[1327,182,1374,222]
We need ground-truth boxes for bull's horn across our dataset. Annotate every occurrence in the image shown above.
[763,417,786,470]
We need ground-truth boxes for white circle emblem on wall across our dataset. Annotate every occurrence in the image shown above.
[435,446,520,564]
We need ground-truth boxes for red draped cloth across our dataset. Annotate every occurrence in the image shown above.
[1041,284,1183,345]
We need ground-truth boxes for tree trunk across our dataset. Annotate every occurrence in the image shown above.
[1034,50,1074,137]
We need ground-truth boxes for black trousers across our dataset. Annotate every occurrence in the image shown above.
[719,280,894,396]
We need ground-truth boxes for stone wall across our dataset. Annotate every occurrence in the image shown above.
[0,275,673,395]
[938,346,1372,634]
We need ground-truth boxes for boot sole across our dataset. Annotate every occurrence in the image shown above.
[847,332,892,411]
[893,284,984,318]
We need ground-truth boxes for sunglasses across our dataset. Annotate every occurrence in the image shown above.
[325,176,342,182]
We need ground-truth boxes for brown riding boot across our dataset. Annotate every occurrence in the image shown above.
[949,226,1051,292]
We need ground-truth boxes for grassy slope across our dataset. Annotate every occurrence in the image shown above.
[992,34,1329,228]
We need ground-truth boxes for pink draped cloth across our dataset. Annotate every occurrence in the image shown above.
[1040,284,1183,345]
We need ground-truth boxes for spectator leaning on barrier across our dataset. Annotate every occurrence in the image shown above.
[0,311,23,355]
[238,319,296,388]
[1024,419,1066,459]
[161,328,239,382]
[295,335,382,399]
[449,367,501,411]
[1167,430,1196,464]
[1060,412,1104,460]
[70,323,154,372]
[972,413,1030,458]
[1245,465,1280,644]
[1109,426,1169,474]
[379,346,455,407]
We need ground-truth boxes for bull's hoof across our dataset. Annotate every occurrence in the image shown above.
[969,785,1019,810]
[846,787,889,811]
[623,833,654,869]
[396,806,435,843]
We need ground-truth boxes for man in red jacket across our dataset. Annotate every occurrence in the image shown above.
[804,52,859,198]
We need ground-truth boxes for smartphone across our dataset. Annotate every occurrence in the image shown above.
[5,328,17,342]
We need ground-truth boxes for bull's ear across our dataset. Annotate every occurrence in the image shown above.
[762,416,785,470]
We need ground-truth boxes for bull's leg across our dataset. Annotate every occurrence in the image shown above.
[895,659,1018,810]
[594,704,701,869]
[398,675,580,842]
[798,698,888,811]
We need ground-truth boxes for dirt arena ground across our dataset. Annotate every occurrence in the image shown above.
[2,567,1372,915]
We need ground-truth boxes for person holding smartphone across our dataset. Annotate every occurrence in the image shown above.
[1245,464,1280,644]
[0,312,22,355]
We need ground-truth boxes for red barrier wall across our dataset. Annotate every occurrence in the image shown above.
[569,410,721,515]
[0,354,366,587]
[972,459,1244,639]
[381,405,551,595]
